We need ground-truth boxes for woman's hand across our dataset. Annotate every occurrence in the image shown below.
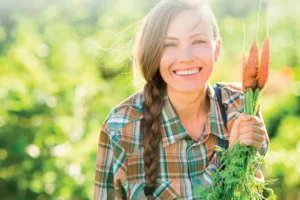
[229,113,266,148]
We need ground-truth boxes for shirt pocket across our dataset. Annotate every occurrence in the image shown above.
[126,147,144,182]
[129,180,181,200]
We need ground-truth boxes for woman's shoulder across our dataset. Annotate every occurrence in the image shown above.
[103,90,144,131]
[214,82,245,133]
[215,82,244,108]
[101,90,145,153]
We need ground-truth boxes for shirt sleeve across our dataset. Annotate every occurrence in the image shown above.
[93,123,115,200]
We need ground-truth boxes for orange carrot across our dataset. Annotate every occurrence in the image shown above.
[256,37,270,90]
[242,37,259,92]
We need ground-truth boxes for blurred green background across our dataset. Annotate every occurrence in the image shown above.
[0,0,299,199]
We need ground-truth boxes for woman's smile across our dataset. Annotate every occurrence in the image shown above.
[173,67,202,76]
[173,67,203,81]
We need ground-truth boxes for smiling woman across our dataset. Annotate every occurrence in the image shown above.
[93,0,269,199]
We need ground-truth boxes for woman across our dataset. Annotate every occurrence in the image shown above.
[94,0,269,199]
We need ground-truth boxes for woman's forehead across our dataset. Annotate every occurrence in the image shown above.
[166,10,213,38]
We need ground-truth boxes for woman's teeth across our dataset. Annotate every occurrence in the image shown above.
[175,69,201,76]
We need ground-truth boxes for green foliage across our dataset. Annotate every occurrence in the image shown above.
[194,144,276,200]
[264,114,300,199]
[0,0,140,199]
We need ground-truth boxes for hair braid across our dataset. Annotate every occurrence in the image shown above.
[142,76,165,199]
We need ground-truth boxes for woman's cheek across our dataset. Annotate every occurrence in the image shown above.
[160,52,175,69]
[193,46,213,59]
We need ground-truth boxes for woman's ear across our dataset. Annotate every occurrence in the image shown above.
[214,38,222,62]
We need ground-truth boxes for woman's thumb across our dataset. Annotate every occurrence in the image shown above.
[229,113,249,146]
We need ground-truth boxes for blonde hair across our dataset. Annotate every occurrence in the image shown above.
[132,0,220,199]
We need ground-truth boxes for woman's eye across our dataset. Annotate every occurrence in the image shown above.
[193,40,205,44]
[164,43,176,48]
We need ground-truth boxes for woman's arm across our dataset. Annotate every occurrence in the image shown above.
[93,124,115,200]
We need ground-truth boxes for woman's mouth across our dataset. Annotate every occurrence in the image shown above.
[174,68,202,76]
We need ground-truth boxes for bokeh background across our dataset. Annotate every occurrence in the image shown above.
[0,0,299,199]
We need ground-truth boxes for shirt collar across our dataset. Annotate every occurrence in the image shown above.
[160,84,228,147]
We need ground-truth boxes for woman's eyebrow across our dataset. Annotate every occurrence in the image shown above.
[165,33,207,40]
[190,32,206,38]
[165,36,178,40]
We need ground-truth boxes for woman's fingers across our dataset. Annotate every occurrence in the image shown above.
[236,115,267,148]
[239,138,262,148]
[240,115,262,126]
[238,127,265,148]
[238,132,264,143]
[229,113,266,148]
[239,125,266,137]
[229,113,250,147]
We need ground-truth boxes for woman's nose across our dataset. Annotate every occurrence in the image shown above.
[178,45,194,64]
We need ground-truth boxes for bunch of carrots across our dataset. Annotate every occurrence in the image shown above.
[194,37,276,199]
[241,36,270,180]
[243,36,270,116]
[237,35,275,199]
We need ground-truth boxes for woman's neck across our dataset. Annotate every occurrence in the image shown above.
[166,84,210,121]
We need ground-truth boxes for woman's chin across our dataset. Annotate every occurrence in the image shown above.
[167,84,206,94]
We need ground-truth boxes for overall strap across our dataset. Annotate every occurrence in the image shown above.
[213,86,229,150]
[213,86,227,129]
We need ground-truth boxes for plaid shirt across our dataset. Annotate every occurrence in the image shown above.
[94,82,269,200]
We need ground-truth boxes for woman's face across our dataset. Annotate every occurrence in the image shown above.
[159,10,221,94]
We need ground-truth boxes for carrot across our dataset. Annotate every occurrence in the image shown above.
[256,37,270,90]
[242,37,259,92]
